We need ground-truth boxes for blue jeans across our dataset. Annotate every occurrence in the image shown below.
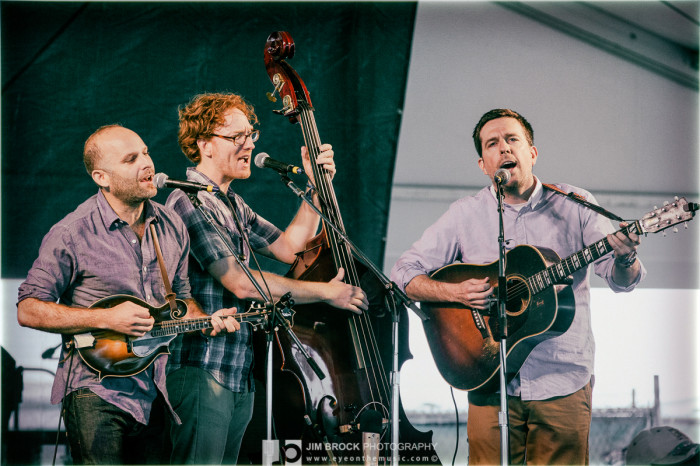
[167,366,254,465]
[63,387,167,464]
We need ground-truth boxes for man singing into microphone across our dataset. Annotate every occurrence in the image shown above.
[16,124,237,464]
[390,109,645,464]
[163,92,369,465]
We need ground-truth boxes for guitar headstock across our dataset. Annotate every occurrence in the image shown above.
[639,197,698,235]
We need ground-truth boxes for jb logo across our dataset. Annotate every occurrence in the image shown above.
[262,439,302,465]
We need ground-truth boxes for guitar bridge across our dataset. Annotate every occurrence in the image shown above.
[470,308,490,339]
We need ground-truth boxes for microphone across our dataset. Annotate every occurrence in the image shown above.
[154,173,219,193]
[41,343,62,359]
[494,168,511,184]
[254,152,304,175]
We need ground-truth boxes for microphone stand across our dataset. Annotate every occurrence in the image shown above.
[183,192,324,466]
[278,174,423,466]
[494,181,510,466]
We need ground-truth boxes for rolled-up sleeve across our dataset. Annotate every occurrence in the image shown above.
[18,225,76,304]
[390,205,462,292]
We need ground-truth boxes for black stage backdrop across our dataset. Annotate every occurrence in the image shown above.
[2,1,417,279]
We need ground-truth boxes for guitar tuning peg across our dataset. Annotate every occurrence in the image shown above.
[675,196,679,201]
[673,227,679,233]
[654,206,658,210]
[664,201,669,205]
[685,222,689,229]
[662,231,667,237]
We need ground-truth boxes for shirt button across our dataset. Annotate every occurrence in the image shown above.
[143,266,147,273]
[131,239,137,244]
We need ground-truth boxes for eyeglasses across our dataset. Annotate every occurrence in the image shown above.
[212,130,260,146]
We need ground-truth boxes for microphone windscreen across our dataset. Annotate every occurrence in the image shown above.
[153,173,169,188]
[254,152,269,169]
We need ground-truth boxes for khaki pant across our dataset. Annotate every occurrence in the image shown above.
[467,382,592,465]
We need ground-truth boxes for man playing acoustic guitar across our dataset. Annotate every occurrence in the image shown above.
[17,124,237,464]
[391,109,645,464]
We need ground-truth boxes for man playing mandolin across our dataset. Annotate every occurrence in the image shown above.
[164,92,369,465]
[17,124,237,464]
[391,109,645,465]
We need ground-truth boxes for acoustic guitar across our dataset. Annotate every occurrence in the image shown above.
[420,197,696,392]
[73,294,291,380]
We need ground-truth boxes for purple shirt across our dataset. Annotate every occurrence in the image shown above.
[18,190,192,424]
[390,179,645,400]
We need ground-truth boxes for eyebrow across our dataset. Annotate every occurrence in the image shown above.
[484,132,520,145]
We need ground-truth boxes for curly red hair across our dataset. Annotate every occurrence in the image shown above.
[178,93,258,163]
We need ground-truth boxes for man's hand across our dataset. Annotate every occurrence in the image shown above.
[106,300,155,337]
[301,143,336,183]
[204,307,240,337]
[325,267,368,315]
[608,221,641,266]
[454,277,494,310]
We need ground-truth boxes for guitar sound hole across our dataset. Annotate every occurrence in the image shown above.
[505,276,529,317]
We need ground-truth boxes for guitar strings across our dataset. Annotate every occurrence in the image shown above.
[299,104,391,412]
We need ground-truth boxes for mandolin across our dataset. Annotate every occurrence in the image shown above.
[74,294,291,380]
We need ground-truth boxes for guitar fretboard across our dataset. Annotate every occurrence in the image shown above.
[527,221,641,294]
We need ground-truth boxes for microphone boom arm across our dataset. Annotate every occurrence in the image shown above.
[278,175,427,320]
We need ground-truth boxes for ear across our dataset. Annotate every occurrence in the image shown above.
[478,157,488,176]
[530,145,538,166]
[91,169,110,189]
[197,138,211,159]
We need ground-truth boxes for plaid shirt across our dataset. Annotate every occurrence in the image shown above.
[165,168,281,392]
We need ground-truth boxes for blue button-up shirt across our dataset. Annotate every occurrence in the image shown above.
[390,179,645,400]
[165,168,282,392]
[17,190,192,424]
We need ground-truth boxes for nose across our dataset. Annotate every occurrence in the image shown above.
[138,152,154,169]
[243,135,255,150]
[498,138,511,154]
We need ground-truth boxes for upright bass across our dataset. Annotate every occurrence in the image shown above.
[259,31,440,465]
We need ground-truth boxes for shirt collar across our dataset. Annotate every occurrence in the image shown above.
[96,189,158,229]
[186,167,232,197]
[488,176,544,209]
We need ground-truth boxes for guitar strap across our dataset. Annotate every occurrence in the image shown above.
[542,183,625,222]
[149,222,179,316]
